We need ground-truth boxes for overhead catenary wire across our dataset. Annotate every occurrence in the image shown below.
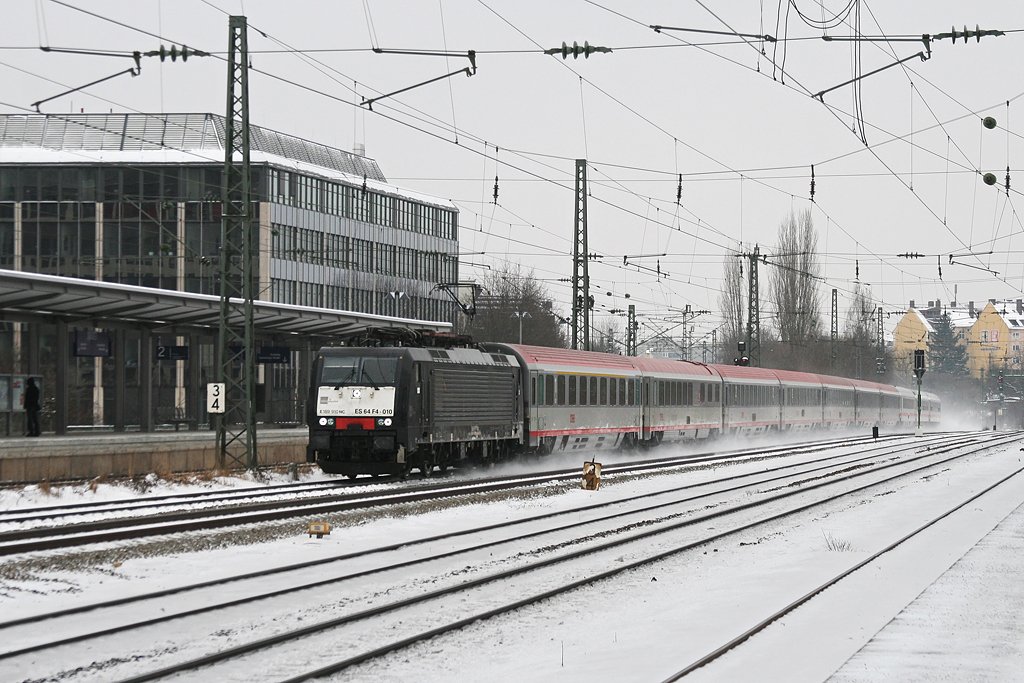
[32,0,1024,319]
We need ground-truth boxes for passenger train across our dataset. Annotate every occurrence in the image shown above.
[306,332,940,477]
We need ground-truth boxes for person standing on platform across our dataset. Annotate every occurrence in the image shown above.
[24,377,40,437]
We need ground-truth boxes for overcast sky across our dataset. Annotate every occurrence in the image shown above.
[4,1,1024,345]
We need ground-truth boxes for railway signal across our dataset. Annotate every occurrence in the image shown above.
[734,341,750,366]
[913,349,926,435]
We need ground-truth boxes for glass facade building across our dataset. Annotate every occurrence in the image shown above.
[0,113,458,433]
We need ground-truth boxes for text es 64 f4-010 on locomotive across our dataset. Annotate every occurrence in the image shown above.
[306,333,940,478]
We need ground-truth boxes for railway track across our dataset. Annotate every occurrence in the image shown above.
[0,432,912,556]
[0,431,1011,681]
[661,441,1024,680]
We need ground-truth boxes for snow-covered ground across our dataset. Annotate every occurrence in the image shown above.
[1,433,1021,681]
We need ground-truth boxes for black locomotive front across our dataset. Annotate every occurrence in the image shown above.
[307,347,413,477]
[307,343,525,477]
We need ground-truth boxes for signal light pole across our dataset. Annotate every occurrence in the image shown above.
[913,348,926,436]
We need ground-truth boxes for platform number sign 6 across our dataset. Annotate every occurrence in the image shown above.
[207,383,226,414]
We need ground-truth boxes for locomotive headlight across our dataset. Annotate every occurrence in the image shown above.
[376,418,385,426]
[318,417,328,426]
[383,418,392,426]
[327,418,335,426]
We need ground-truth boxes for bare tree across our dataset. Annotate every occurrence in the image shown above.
[768,209,823,355]
[718,254,745,358]
[592,316,625,354]
[462,264,568,347]
[839,284,876,377]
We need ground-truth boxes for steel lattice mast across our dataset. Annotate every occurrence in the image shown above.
[216,15,257,470]
[571,159,590,351]
[830,288,838,372]
[745,246,760,366]
[876,306,885,374]
[626,304,637,356]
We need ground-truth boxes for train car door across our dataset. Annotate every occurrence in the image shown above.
[530,370,542,446]
[641,377,652,440]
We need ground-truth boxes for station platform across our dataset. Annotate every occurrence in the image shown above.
[0,427,307,483]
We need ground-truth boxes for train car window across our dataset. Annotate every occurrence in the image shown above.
[545,374,555,406]
[531,375,537,405]
[628,379,636,405]
[599,377,608,405]
[569,375,577,405]
[580,377,588,406]
[557,375,566,405]
[590,377,599,405]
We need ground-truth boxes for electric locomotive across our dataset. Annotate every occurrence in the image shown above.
[306,333,523,477]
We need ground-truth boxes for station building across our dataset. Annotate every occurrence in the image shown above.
[0,113,458,436]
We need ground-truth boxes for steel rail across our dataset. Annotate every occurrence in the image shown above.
[0,433,911,555]
[112,433,1017,682]
[0,432,889,521]
[661,457,1024,680]
[0,433,959,659]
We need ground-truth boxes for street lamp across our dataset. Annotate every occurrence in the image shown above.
[511,311,532,344]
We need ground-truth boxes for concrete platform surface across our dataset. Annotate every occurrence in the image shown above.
[0,427,308,483]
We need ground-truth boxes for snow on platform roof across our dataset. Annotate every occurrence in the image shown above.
[0,112,385,177]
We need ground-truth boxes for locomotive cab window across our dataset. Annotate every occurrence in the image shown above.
[321,356,398,387]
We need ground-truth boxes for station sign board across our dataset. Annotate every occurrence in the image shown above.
[73,329,112,357]
[206,383,225,413]
[256,346,291,364]
[156,345,190,361]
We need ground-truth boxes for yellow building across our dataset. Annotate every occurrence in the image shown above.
[892,299,1024,379]
[967,301,1024,378]
[891,307,933,377]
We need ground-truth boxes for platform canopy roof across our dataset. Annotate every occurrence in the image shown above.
[0,269,450,337]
